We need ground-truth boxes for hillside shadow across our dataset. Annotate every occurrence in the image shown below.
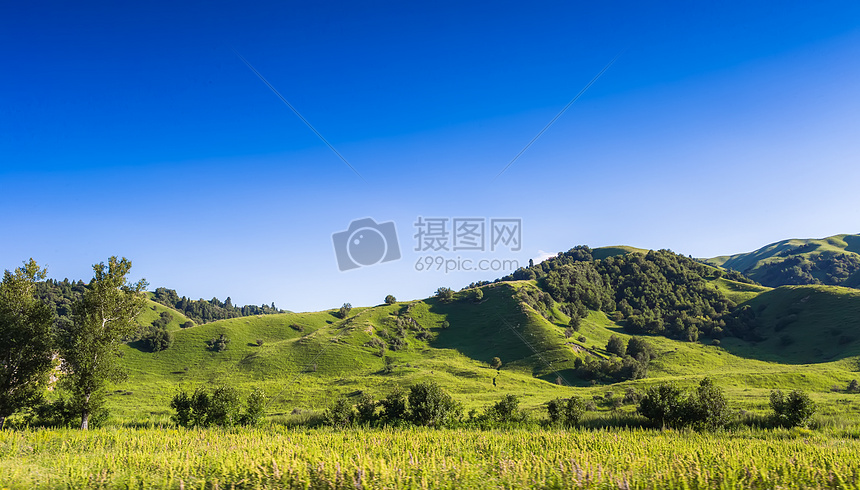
[715,287,860,364]
[127,340,153,353]
[428,286,543,371]
[536,368,594,387]
[723,239,798,272]
[844,235,860,255]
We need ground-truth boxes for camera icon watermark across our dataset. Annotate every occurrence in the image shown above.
[332,218,401,271]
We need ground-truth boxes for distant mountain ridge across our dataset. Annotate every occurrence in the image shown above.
[703,234,860,288]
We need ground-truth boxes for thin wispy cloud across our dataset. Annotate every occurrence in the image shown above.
[493,51,624,182]
[232,48,368,184]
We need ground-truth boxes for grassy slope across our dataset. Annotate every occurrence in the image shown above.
[591,245,649,260]
[112,286,579,422]
[713,277,772,304]
[137,297,194,332]
[705,233,860,282]
[104,277,860,425]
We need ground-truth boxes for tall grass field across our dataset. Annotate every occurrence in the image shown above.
[2,426,859,489]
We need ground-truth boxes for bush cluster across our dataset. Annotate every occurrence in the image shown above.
[770,389,815,427]
[170,386,266,427]
[324,382,463,428]
[637,378,729,430]
[138,311,175,352]
[337,303,352,319]
[576,337,655,382]
[546,397,585,427]
[206,334,230,352]
[484,394,526,424]
[435,287,454,302]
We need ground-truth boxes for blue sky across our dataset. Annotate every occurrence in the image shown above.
[2,1,859,311]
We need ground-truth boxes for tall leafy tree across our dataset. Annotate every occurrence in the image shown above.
[58,257,146,429]
[0,259,54,429]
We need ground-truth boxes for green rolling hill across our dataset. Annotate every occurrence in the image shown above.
[718,285,860,363]
[704,233,860,288]
[100,246,860,426]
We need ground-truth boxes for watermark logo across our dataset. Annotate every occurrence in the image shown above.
[332,218,401,271]
[333,216,521,273]
[413,217,522,273]
[414,217,522,253]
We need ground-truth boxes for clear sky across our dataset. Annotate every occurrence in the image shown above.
[2,1,859,312]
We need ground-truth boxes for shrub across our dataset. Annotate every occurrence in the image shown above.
[289,323,304,332]
[569,316,581,332]
[170,391,193,427]
[255,339,264,347]
[606,335,626,356]
[621,355,649,380]
[241,388,267,426]
[435,287,454,302]
[380,387,408,422]
[711,339,721,346]
[325,397,354,427]
[490,357,502,369]
[356,393,377,424]
[473,288,484,302]
[34,394,85,428]
[686,378,730,430]
[638,383,684,428]
[408,381,462,427]
[389,337,408,351]
[626,337,655,360]
[365,337,385,355]
[577,335,587,343]
[152,311,173,329]
[189,389,211,426]
[638,379,729,430]
[770,389,815,427]
[441,321,450,329]
[848,379,859,393]
[180,321,194,329]
[207,334,230,352]
[546,396,585,427]
[338,303,352,319]
[207,386,241,427]
[140,325,173,352]
[384,295,397,305]
[564,397,586,424]
[486,394,524,423]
